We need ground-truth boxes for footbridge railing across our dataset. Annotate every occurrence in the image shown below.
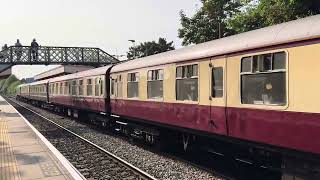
[0,46,119,65]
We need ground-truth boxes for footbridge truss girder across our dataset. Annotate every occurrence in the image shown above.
[0,46,119,65]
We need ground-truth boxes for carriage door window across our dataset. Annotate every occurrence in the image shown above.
[176,64,198,101]
[212,67,223,98]
[59,83,63,95]
[241,52,286,105]
[51,83,55,95]
[100,78,104,96]
[95,78,100,96]
[110,78,115,96]
[116,75,123,98]
[55,83,58,95]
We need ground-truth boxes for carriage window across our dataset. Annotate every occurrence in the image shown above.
[116,75,123,98]
[241,51,286,105]
[147,69,163,99]
[212,67,223,98]
[176,64,198,101]
[51,83,55,94]
[68,82,72,95]
[71,81,77,95]
[55,83,59,94]
[241,57,251,72]
[273,52,286,70]
[100,79,104,96]
[87,79,93,96]
[78,80,83,95]
[127,73,139,98]
[95,78,99,96]
[59,83,63,94]
[95,78,103,96]
[111,78,115,96]
[64,82,69,95]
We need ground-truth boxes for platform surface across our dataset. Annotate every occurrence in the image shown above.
[0,96,82,180]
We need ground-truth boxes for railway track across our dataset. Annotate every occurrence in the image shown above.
[9,96,285,180]
[6,97,156,180]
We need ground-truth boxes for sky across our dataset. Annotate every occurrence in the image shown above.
[0,0,200,79]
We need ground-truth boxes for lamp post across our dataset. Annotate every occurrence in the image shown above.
[128,40,136,59]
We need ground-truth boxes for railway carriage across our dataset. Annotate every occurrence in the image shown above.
[17,80,48,103]
[16,15,320,177]
[17,83,30,99]
[109,15,320,157]
[46,65,111,116]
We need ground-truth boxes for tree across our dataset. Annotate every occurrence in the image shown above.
[228,0,320,33]
[178,0,320,45]
[127,38,175,59]
[178,0,243,46]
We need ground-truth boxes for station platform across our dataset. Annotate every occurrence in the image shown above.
[0,96,84,180]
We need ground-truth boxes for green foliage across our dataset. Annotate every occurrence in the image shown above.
[0,79,6,90]
[229,0,320,33]
[178,0,320,45]
[178,0,243,45]
[127,38,175,59]
[0,75,22,95]
[7,81,21,95]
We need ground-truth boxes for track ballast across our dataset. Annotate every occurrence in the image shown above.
[6,97,156,180]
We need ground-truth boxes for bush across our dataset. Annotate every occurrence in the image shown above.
[0,75,22,95]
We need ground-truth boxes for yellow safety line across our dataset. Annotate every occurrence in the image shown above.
[0,115,21,180]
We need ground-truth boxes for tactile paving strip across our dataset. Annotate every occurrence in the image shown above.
[0,117,21,180]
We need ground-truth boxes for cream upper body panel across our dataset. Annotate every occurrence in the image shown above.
[110,57,228,107]
[286,43,320,113]
[227,43,320,113]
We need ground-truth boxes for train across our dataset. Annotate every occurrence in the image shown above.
[17,15,320,177]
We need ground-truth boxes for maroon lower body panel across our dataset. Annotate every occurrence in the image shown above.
[50,96,105,112]
[111,99,320,155]
[111,99,227,136]
[227,107,320,155]
[29,95,47,102]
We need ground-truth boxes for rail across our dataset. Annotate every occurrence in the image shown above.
[7,97,157,180]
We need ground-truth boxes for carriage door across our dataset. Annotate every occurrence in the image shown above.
[111,74,122,113]
[110,76,117,112]
[209,58,227,135]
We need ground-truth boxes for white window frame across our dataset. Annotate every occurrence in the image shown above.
[240,51,288,107]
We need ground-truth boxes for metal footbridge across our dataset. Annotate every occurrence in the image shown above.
[0,46,119,66]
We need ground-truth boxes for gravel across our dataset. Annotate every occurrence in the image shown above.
[15,99,223,180]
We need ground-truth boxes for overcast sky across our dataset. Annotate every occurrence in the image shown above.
[0,0,200,79]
